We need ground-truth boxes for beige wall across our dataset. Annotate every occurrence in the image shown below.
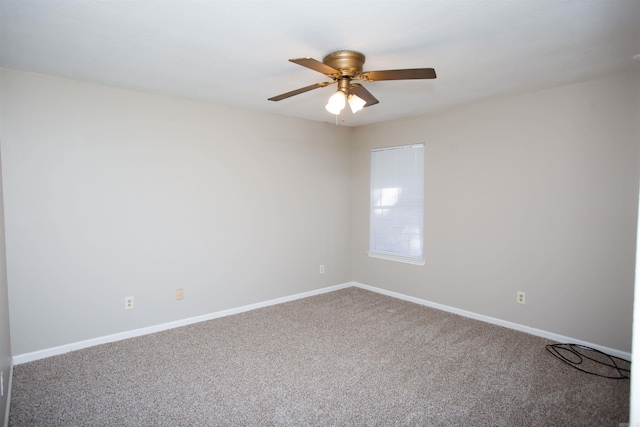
[0,69,353,355]
[352,71,640,352]
[0,150,11,427]
[2,68,638,358]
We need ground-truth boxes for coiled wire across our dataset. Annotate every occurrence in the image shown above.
[545,343,630,379]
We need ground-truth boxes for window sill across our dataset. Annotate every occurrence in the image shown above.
[367,251,426,266]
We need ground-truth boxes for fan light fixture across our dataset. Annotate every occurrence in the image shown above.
[347,94,366,113]
[325,91,346,114]
[325,91,366,115]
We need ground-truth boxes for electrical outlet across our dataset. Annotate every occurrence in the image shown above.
[517,291,526,304]
[125,296,134,310]
[319,264,325,274]
[176,288,184,300]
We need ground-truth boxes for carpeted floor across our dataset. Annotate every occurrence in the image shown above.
[9,287,630,426]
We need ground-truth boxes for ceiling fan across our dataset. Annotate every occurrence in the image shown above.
[268,50,437,115]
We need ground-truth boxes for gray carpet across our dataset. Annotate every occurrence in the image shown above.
[9,287,630,426]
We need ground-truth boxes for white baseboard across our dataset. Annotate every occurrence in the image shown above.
[13,281,630,365]
[3,362,12,427]
[12,282,353,365]
[353,282,632,361]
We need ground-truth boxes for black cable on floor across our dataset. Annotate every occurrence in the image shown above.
[545,343,630,379]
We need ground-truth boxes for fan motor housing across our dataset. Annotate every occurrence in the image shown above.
[323,50,365,77]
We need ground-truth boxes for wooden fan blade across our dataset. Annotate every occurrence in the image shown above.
[268,82,332,102]
[289,57,340,76]
[360,68,437,81]
[349,84,379,107]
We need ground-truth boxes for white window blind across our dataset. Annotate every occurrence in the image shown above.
[369,143,425,265]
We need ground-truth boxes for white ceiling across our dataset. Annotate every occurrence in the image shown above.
[1,1,639,127]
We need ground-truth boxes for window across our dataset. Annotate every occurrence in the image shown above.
[369,143,425,265]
